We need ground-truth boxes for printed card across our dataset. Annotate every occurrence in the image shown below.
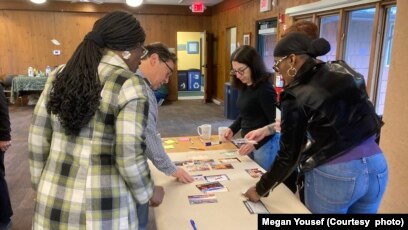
[204,174,230,182]
[218,157,241,163]
[243,200,269,214]
[232,138,258,147]
[191,174,206,182]
[245,168,264,178]
[188,194,218,205]
[196,181,228,193]
[186,165,211,172]
[211,163,234,170]
[220,151,238,157]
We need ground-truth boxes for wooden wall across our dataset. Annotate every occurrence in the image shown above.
[0,0,322,102]
[0,1,212,101]
[210,0,318,101]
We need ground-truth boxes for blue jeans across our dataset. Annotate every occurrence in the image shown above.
[304,153,388,213]
[136,203,149,230]
[249,133,280,170]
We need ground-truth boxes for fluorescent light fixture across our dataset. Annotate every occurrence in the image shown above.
[31,0,46,3]
[51,39,61,46]
[126,0,143,7]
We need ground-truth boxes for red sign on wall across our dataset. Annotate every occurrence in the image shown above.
[191,2,205,13]
[260,0,271,12]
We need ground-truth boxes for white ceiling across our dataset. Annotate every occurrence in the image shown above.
[56,0,223,6]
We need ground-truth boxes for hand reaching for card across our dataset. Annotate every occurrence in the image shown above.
[238,143,255,156]
[173,167,194,183]
[244,186,261,202]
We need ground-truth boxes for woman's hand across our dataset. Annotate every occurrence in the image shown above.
[0,140,11,152]
[244,186,261,202]
[238,143,255,156]
[149,186,165,207]
[223,128,234,141]
[245,126,269,143]
[172,167,194,183]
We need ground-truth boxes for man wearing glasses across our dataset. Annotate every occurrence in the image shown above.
[135,42,193,230]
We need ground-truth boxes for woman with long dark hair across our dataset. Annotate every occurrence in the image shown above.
[223,45,280,170]
[28,11,163,229]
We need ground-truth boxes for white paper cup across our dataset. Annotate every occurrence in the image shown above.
[218,126,228,143]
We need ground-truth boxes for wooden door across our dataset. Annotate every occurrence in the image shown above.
[201,31,214,103]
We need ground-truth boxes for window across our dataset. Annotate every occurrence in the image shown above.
[256,19,278,73]
[293,2,397,115]
[319,14,339,62]
[343,8,376,83]
[375,6,397,115]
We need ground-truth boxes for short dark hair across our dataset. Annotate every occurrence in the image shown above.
[143,42,177,64]
[230,45,272,89]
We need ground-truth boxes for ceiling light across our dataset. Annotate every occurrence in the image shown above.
[31,0,47,4]
[126,0,143,7]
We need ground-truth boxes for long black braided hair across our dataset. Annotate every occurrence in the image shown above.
[47,11,146,135]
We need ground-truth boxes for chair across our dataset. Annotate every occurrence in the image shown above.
[0,75,13,103]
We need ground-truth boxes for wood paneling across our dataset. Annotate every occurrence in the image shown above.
[210,0,318,101]
[0,11,101,76]
[0,2,211,101]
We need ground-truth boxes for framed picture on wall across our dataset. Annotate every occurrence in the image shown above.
[187,41,199,54]
[243,33,251,45]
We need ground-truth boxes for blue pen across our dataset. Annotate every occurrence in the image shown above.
[190,219,197,230]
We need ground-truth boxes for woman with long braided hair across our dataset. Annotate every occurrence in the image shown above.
[28,11,164,229]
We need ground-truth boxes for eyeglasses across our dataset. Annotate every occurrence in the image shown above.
[160,58,174,76]
[273,56,288,73]
[140,46,149,59]
[230,66,248,76]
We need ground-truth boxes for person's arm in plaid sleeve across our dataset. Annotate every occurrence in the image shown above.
[28,80,53,190]
[115,78,155,204]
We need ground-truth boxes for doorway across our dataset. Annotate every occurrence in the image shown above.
[256,19,278,72]
[176,32,204,100]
